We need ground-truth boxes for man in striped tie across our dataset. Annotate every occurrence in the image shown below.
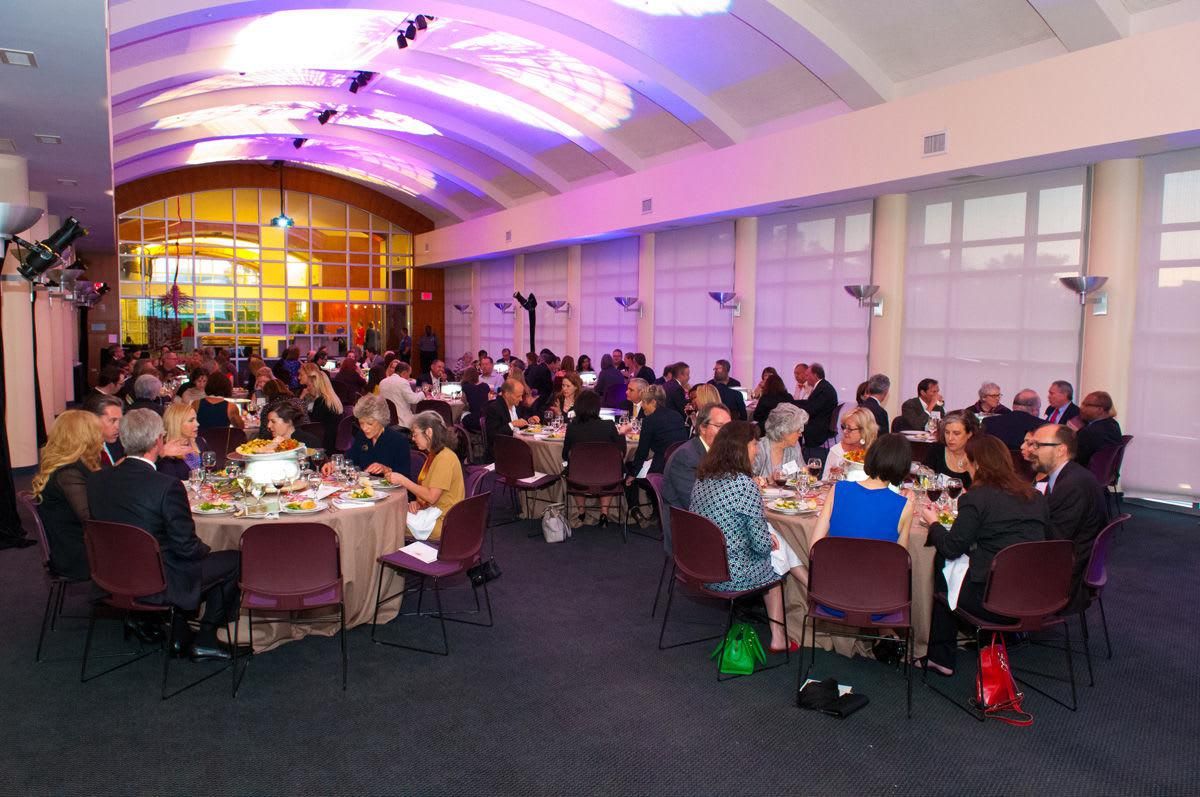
[1044,380,1080,426]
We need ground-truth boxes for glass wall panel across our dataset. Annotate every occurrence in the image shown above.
[653,222,735,375]
[579,237,639,362]
[479,257,515,356]
[522,249,568,356]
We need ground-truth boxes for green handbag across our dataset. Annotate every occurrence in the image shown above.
[710,623,768,675]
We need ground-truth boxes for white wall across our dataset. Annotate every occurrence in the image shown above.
[479,256,515,356]
[652,221,735,375]
[579,237,639,362]
[443,264,473,364]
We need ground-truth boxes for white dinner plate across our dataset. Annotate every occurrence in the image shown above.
[191,503,235,515]
[281,500,328,515]
[340,491,387,503]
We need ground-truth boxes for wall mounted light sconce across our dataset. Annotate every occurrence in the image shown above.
[708,291,741,316]
[546,300,571,315]
[1059,275,1109,316]
[844,284,883,317]
[453,303,472,315]
[614,296,642,317]
[494,301,514,314]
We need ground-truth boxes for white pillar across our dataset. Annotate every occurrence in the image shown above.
[868,193,908,422]
[512,254,525,354]
[732,217,757,382]
[2,160,43,467]
[565,245,582,357]
[637,233,655,366]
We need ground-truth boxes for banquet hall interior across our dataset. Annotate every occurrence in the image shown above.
[2,1,1199,794]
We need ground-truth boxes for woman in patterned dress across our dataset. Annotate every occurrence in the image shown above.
[691,420,804,653]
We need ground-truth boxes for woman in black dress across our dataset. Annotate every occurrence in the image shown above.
[459,366,491,433]
[925,411,980,489]
[31,410,104,582]
[752,373,792,435]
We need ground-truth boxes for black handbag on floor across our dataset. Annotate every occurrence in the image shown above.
[468,557,501,586]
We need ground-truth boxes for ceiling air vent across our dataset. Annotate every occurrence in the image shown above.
[922,131,947,157]
[505,230,512,242]
[641,198,652,214]
[0,49,37,68]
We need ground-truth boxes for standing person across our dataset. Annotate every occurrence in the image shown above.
[592,354,625,408]
[398,327,412,364]
[633,353,656,386]
[792,363,810,401]
[901,378,946,431]
[417,325,439,375]
[365,322,380,354]
[663,362,689,416]
[793,363,838,463]
[1044,380,1079,425]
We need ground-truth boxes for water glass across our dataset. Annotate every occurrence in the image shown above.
[188,468,204,498]
[201,450,217,472]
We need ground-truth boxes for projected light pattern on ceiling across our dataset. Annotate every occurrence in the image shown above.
[447,32,632,130]
[385,71,583,139]
[226,9,408,72]
[150,102,441,138]
[140,70,345,107]
[613,0,731,15]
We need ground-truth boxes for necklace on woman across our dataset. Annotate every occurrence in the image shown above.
[947,450,968,471]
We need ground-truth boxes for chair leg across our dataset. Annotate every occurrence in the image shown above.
[1079,609,1095,687]
[36,584,57,663]
[160,607,174,701]
[714,601,736,682]
[1098,594,1113,660]
[1063,620,1078,711]
[370,564,386,642]
[339,603,347,691]
[905,628,913,720]
[434,578,448,655]
[657,573,677,650]
[650,556,670,618]
[79,602,97,683]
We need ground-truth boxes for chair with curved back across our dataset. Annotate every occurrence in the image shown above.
[335,415,358,453]
[233,522,345,695]
[1087,435,1133,514]
[198,427,232,470]
[1072,513,1130,685]
[659,507,789,681]
[891,416,913,433]
[825,402,845,447]
[492,434,559,520]
[564,441,628,542]
[18,491,88,663]
[804,537,914,717]
[644,472,673,618]
[385,398,400,427]
[371,493,493,655]
[415,399,454,427]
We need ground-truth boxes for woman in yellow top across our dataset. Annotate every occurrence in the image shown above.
[381,411,465,540]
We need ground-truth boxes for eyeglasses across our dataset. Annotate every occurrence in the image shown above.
[983,393,1001,399]
[840,425,860,432]
[705,420,729,429]
[1031,442,1064,448]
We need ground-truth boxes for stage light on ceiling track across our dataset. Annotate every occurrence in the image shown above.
[317,109,336,125]
[270,161,294,228]
[396,34,408,50]
[415,14,430,30]
[12,216,88,281]
[292,137,306,149]
[405,22,417,39]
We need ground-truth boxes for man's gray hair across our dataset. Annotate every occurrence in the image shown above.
[1013,389,1041,414]
[627,377,648,395]
[866,373,890,396]
[764,403,808,442]
[978,382,1001,399]
[697,402,731,429]
[353,394,392,428]
[120,408,164,457]
[643,384,666,407]
[133,374,162,401]
[1051,379,1074,400]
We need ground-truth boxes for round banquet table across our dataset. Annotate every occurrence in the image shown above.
[515,431,639,515]
[194,489,409,652]
[766,501,936,659]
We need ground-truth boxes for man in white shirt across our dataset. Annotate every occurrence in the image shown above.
[479,356,505,391]
[793,362,811,400]
[378,361,422,428]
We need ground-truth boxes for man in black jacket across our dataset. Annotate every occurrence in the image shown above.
[1044,379,1080,425]
[1074,391,1123,468]
[860,373,890,432]
[633,352,656,385]
[523,351,555,412]
[625,385,689,520]
[662,403,730,511]
[662,362,689,416]
[87,409,240,661]
[983,389,1047,449]
[483,379,539,462]
[793,362,838,463]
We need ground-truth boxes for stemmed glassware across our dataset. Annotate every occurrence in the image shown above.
[945,477,964,511]
[805,458,823,487]
[188,468,204,500]
[201,450,217,473]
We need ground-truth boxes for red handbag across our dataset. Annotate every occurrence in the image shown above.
[974,633,1033,726]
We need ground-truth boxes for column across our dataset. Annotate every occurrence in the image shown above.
[1080,159,1141,416]
[512,253,525,354]
[867,193,908,422]
[2,157,44,467]
[469,261,481,349]
[637,233,655,365]
[732,216,757,381]
[565,245,582,357]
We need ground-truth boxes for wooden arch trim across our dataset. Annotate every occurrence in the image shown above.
[115,163,435,234]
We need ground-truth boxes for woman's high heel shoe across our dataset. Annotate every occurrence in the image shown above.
[597,513,609,528]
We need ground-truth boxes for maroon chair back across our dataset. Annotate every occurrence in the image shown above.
[891,416,913,433]
[493,434,535,480]
[566,442,625,490]
[409,450,427,481]
[464,464,494,497]
[240,522,341,610]
[335,416,358,452]
[436,493,490,566]
[663,440,687,465]
[981,540,1074,626]
[416,399,454,427]
[809,537,911,626]
[450,423,472,463]
[1088,436,1132,488]
[385,399,400,426]
[828,402,845,441]
[644,472,672,551]
[198,427,230,467]
[83,521,167,610]
[1085,513,1130,593]
[16,491,51,569]
[668,507,731,586]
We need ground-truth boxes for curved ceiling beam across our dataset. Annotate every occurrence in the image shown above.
[734,0,893,110]
[111,44,644,176]
[114,148,470,223]
[109,0,743,149]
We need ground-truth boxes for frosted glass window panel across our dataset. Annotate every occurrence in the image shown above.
[443,265,473,363]
[580,237,639,360]
[754,202,872,401]
[479,257,514,356]
[522,249,568,356]
[653,222,735,374]
[902,168,1085,412]
[1124,149,1200,502]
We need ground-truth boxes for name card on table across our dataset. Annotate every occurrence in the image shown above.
[781,460,800,476]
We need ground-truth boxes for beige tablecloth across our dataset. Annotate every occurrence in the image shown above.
[195,491,409,652]
[767,507,936,659]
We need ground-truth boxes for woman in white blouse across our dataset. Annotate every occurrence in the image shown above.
[824,406,878,480]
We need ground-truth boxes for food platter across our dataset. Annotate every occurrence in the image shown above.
[235,438,304,460]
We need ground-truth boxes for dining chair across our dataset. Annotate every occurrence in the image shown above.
[564,441,628,542]
[1071,513,1130,685]
[415,399,454,427]
[1087,436,1133,514]
[385,398,400,426]
[644,473,673,618]
[18,491,90,663]
[492,434,558,520]
[335,416,358,452]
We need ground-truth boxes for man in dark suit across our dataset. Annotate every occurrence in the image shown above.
[1044,379,1079,425]
[708,358,742,389]
[523,351,555,411]
[620,378,649,419]
[415,359,448,393]
[860,373,890,433]
[633,353,656,385]
[712,380,747,421]
[1031,424,1109,608]
[900,377,945,431]
[625,385,690,523]
[129,374,166,415]
[483,379,539,462]
[793,362,838,463]
[662,362,689,416]
[662,403,731,511]
[84,394,126,467]
[87,409,240,661]
[1074,391,1123,468]
[983,389,1047,449]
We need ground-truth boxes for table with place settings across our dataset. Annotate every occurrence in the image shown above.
[512,429,639,517]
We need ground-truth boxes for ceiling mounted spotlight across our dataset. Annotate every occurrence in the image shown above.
[415,14,430,30]
[12,216,88,281]
[347,70,375,94]
[405,22,417,39]
[292,137,306,149]
[317,109,336,125]
[396,34,408,49]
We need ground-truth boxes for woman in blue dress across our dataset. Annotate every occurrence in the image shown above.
[809,433,915,551]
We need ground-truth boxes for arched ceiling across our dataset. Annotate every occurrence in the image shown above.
[105,0,1197,230]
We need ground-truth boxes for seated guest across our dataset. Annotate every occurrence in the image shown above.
[592,353,625,408]
[523,352,555,410]
[621,352,637,375]
[1044,379,1079,425]
[251,366,274,401]
[860,373,890,432]
[900,377,945,431]
[241,356,266,392]
[663,362,690,416]
[824,406,878,480]
[752,403,808,480]
[810,433,915,550]
[855,381,869,405]
[264,402,322,449]
[321,395,411,479]
[611,348,625,373]
[298,362,343,450]
[84,394,124,467]
[483,379,540,462]
[626,385,689,480]
[458,366,492,433]
[255,380,298,439]
[157,402,211,482]
[577,354,594,373]
[379,361,422,429]
[545,372,584,422]
[1030,424,1109,607]
[691,421,807,653]
[792,363,810,401]
[478,356,505,391]
[621,378,649,420]
[417,359,449,394]
[194,371,244,429]
[687,383,721,428]
[278,346,302,390]
[88,365,125,401]
[964,382,1009,416]
[87,409,241,661]
[983,389,1046,449]
[178,368,208,405]
[557,355,576,377]
[633,352,656,385]
[332,353,367,397]
[562,390,624,526]
[453,350,475,376]
[708,358,741,388]
[32,410,104,581]
[118,359,156,405]
[794,363,838,462]
[663,403,731,511]
[129,374,165,415]
[920,435,1049,675]
[925,411,979,489]
[750,367,779,401]
[1074,391,1123,468]
[380,412,465,541]
[752,373,793,435]
[367,352,397,393]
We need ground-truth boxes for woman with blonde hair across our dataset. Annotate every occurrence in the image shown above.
[31,410,104,580]
[687,383,722,430]
[824,406,880,480]
[299,361,343,450]
[157,401,211,481]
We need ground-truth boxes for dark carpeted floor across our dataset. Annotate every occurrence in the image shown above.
[1,497,1197,796]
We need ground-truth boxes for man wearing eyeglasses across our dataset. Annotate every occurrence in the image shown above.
[964,382,1009,416]
[662,403,732,512]
[1029,424,1108,608]
[1074,391,1123,468]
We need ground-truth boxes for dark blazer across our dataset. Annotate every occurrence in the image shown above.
[36,461,93,581]
[100,440,125,468]
[635,366,656,385]
[562,418,623,470]
[1075,417,1122,468]
[983,411,1047,450]
[663,379,687,416]
[752,392,792,435]
[460,382,491,432]
[795,379,838,449]
[708,377,742,388]
[156,436,214,482]
[483,397,522,462]
[629,407,689,477]
[524,362,553,402]
[964,400,1010,416]
[860,396,888,434]
[927,485,1049,584]
[87,458,211,610]
[713,382,747,421]
[901,397,945,431]
[128,398,165,416]
[345,426,411,477]
[592,367,625,407]
[1044,401,1080,426]
[1046,461,1109,606]
[662,436,705,510]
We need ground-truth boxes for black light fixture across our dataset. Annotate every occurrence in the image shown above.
[317,109,336,125]
[396,34,408,49]
[292,137,307,150]
[269,161,294,228]
[415,14,430,30]
[347,70,375,94]
[404,22,417,39]
[12,216,88,281]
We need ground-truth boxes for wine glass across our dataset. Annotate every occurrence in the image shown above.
[331,454,345,472]
[771,469,789,496]
[226,460,242,480]
[188,468,204,500]
[946,477,963,509]
[248,480,265,512]
[924,417,939,436]
[201,450,217,473]
[272,473,290,496]
[806,458,823,484]
[306,469,322,497]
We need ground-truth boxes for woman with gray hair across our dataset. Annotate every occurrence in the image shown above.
[752,403,808,480]
[381,411,465,541]
[321,393,411,479]
[964,381,1009,416]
